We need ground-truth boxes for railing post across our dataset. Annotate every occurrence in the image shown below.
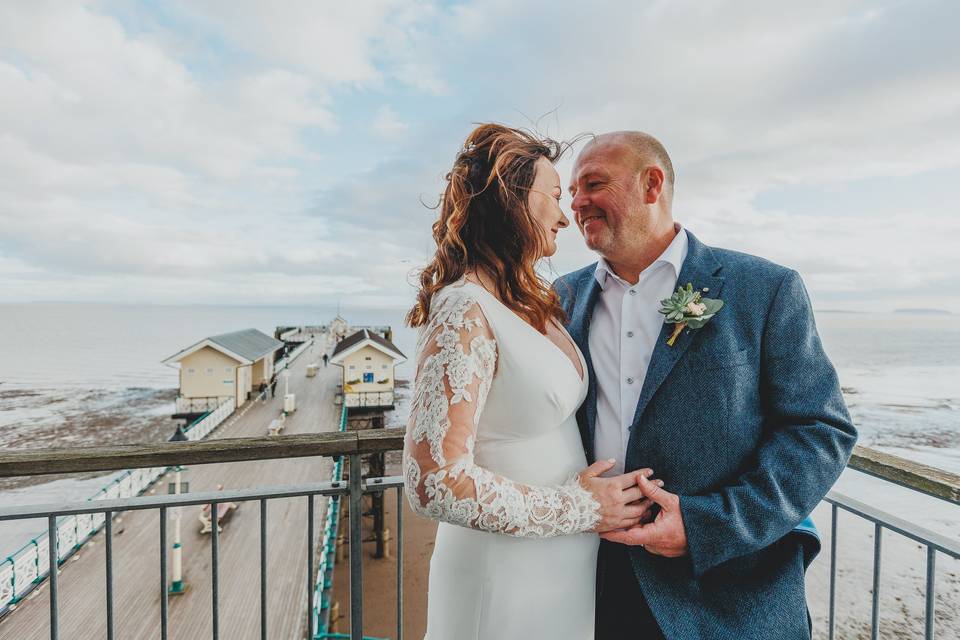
[871,524,882,640]
[925,546,936,640]
[307,495,315,640]
[211,501,220,640]
[48,515,58,640]
[829,503,837,640]
[396,485,403,640]
[105,511,115,640]
[349,454,363,640]
[160,507,168,640]
[260,499,268,640]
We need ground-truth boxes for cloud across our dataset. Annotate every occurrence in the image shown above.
[372,106,410,141]
[0,1,958,311]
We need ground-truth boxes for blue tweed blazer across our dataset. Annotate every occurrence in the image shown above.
[555,231,857,639]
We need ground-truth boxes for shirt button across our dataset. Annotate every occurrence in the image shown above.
[626,377,634,384]
[629,289,636,296]
[626,331,634,337]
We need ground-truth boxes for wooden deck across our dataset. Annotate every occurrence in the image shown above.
[0,341,340,640]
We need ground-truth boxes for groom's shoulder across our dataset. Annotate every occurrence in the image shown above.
[707,243,794,286]
[553,263,597,300]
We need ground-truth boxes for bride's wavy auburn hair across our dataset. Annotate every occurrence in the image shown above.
[407,124,569,333]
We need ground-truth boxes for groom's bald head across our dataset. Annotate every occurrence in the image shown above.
[582,131,675,198]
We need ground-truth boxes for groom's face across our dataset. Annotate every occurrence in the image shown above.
[568,141,646,257]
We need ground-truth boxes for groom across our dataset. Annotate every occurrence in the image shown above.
[555,132,857,639]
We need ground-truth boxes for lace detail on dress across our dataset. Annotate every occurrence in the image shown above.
[402,283,600,538]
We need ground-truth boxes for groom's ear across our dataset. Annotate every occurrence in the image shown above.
[641,166,665,204]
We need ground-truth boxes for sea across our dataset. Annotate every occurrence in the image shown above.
[0,303,957,557]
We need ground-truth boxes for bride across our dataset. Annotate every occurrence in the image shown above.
[403,124,659,639]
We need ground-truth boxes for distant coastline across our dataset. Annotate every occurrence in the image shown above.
[816,308,953,315]
[893,308,952,315]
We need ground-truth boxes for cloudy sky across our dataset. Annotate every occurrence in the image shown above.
[1,0,958,312]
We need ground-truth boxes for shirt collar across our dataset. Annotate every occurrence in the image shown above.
[594,223,689,291]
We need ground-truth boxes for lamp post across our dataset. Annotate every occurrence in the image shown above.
[168,425,189,595]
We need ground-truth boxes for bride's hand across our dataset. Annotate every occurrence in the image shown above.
[578,459,662,533]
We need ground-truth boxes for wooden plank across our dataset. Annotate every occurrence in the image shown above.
[848,444,960,505]
[0,431,361,478]
[356,429,404,453]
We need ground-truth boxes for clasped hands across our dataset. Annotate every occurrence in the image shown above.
[578,459,688,558]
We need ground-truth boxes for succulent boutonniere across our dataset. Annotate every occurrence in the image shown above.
[659,283,724,346]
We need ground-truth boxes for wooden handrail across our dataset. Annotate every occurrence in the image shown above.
[848,445,960,505]
[1,435,956,506]
[0,430,404,478]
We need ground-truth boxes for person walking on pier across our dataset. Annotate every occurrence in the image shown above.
[269,376,278,398]
[322,353,328,367]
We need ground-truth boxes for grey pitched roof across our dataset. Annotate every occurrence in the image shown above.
[332,328,405,360]
[209,329,284,362]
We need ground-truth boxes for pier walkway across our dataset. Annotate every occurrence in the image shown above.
[0,340,339,640]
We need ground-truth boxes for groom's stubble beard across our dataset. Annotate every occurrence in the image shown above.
[584,221,617,257]
[583,209,649,265]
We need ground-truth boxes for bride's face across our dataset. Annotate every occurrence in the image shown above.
[527,157,569,258]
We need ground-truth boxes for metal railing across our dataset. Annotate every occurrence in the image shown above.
[0,397,237,614]
[824,446,960,640]
[274,339,313,374]
[0,425,404,640]
[0,436,956,640]
[175,396,230,414]
[343,391,394,409]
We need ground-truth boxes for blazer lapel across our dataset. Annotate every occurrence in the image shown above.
[566,269,602,462]
[628,232,724,432]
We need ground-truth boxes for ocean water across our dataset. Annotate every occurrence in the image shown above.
[815,311,960,473]
[0,304,957,556]
[0,303,956,467]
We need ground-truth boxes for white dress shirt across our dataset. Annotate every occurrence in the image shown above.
[589,225,689,476]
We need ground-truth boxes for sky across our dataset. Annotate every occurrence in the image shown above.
[1,0,958,312]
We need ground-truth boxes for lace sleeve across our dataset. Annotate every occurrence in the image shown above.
[402,287,600,538]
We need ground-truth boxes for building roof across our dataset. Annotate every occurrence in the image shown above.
[162,328,284,366]
[330,328,406,364]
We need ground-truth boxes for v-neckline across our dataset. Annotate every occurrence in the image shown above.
[460,280,586,383]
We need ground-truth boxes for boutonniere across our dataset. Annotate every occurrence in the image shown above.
[658,283,724,346]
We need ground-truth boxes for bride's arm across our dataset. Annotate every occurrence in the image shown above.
[402,290,601,538]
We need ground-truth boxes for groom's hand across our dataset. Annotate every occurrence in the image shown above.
[579,461,662,533]
[599,473,688,557]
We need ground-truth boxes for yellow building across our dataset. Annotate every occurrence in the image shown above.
[329,329,406,410]
[163,328,284,413]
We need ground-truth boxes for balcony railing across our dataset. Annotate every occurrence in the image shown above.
[825,446,959,640]
[175,396,231,414]
[0,421,403,640]
[0,435,956,639]
[342,391,394,409]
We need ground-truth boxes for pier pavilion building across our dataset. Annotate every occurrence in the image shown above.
[329,328,406,410]
[162,328,284,414]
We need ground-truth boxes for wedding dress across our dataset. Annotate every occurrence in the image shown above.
[403,280,600,639]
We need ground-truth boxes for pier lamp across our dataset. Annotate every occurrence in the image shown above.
[167,425,190,595]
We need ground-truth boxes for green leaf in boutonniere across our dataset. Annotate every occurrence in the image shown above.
[658,282,724,346]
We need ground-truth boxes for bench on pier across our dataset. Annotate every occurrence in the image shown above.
[198,484,239,534]
[267,414,286,436]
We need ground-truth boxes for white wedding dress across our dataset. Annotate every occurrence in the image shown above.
[403,280,600,639]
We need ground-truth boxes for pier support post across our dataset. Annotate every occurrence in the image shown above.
[349,453,364,640]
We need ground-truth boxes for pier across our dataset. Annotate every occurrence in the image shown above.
[0,339,340,639]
